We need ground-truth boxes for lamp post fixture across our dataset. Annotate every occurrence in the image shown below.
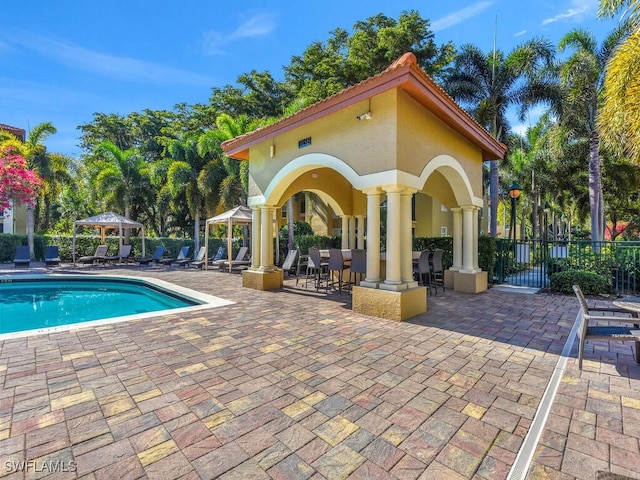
[543,201,550,242]
[508,181,522,241]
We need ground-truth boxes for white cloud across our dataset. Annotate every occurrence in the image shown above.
[514,30,527,37]
[203,12,278,56]
[4,31,210,86]
[431,1,495,32]
[541,0,593,25]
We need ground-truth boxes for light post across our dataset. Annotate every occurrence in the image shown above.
[508,181,521,241]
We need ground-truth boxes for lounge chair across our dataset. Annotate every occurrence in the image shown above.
[138,246,166,266]
[13,245,30,267]
[77,245,108,265]
[160,246,190,266]
[215,246,248,271]
[281,249,298,278]
[44,246,61,266]
[103,244,133,264]
[177,246,204,268]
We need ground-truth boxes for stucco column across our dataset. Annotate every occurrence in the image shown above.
[381,186,405,290]
[451,207,462,271]
[362,189,381,286]
[260,205,275,271]
[473,207,480,269]
[401,189,417,285]
[341,216,349,249]
[462,206,475,272]
[356,215,365,249]
[348,216,356,249]
[251,207,261,269]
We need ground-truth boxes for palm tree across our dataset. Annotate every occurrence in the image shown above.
[91,141,145,242]
[198,114,259,208]
[598,1,640,162]
[444,39,556,238]
[164,135,225,251]
[557,25,631,242]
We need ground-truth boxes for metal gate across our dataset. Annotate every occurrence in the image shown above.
[494,239,640,296]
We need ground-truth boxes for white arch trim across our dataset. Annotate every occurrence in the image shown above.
[417,154,483,208]
[247,152,482,208]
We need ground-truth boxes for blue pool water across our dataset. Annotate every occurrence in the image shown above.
[0,277,200,335]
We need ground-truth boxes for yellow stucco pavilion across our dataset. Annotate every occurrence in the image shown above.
[221,52,507,322]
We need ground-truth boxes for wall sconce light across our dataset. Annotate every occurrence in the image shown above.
[269,145,275,158]
[356,111,372,121]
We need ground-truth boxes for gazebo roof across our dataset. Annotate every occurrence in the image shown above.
[75,212,142,228]
[206,206,252,225]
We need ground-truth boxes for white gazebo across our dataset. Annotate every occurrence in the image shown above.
[204,206,252,272]
[72,212,145,263]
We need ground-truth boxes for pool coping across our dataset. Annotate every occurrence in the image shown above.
[0,273,235,341]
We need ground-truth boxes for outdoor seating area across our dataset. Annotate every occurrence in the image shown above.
[1,265,638,479]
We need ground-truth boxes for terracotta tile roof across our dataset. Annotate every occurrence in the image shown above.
[222,52,507,162]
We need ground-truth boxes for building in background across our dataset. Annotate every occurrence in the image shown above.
[0,123,28,234]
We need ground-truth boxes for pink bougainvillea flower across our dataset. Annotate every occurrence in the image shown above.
[0,146,42,211]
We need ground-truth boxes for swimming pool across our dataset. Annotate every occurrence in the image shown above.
[0,274,234,339]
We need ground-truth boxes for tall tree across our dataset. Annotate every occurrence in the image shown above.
[444,39,556,237]
[557,25,631,241]
[163,134,225,251]
[91,141,144,222]
[285,10,455,104]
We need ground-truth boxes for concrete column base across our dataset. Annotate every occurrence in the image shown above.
[444,270,455,289]
[453,270,488,293]
[352,285,427,322]
[242,269,283,291]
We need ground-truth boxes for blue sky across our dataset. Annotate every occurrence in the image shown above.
[0,0,620,157]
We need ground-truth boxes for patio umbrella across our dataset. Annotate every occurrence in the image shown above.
[204,206,252,272]
[72,212,145,264]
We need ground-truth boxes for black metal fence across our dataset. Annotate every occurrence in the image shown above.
[495,239,640,296]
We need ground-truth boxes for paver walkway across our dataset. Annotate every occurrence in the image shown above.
[0,265,639,479]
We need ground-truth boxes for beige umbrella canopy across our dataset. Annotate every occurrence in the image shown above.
[204,206,252,272]
[72,212,145,263]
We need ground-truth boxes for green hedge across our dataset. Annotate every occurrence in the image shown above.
[0,234,232,262]
[549,269,608,295]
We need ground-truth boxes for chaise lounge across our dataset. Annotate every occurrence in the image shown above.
[45,246,61,266]
[13,245,30,267]
[77,245,108,265]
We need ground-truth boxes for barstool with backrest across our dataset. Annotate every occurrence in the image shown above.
[327,248,349,294]
[430,249,445,294]
[413,250,432,292]
[305,246,328,291]
[348,249,366,294]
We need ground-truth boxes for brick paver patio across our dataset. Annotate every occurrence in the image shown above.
[0,264,639,479]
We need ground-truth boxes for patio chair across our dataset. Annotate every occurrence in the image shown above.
[77,245,108,265]
[13,245,30,267]
[281,249,298,278]
[177,246,205,268]
[305,246,328,291]
[138,246,166,266]
[161,246,190,266]
[327,248,349,294]
[429,249,445,294]
[44,245,61,266]
[573,285,640,370]
[216,246,250,272]
[103,244,132,264]
[348,249,366,293]
[213,246,248,269]
[413,250,432,291]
